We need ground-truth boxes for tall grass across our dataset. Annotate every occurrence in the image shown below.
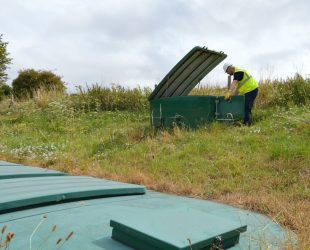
[254,73,310,108]
[191,73,310,109]
[190,84,225,96]
[3,74,308,113]
[69,84,151,112]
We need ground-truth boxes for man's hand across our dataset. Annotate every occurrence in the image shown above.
[224,92,231,101]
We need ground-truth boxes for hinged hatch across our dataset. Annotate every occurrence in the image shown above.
[111,210,247,250]
[149,46,227,100]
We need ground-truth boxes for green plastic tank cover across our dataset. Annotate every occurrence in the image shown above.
[0,165,66,179]
[0,160,22,166]
[0,176,145,213]
[0,161,295,250]
[111,210,246,250]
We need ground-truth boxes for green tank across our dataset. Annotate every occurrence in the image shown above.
[149,46,244,129]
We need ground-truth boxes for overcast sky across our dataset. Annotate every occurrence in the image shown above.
[1,0,310,92]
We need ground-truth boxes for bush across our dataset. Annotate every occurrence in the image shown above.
[12,69,66,99]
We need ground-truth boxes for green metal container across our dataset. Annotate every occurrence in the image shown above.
[149,46,245,129]
[150,96,215,128]
[150,95,245,128]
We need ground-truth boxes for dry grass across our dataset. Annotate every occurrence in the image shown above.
[33,88,66,109]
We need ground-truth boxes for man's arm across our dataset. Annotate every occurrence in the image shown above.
[224,79,238,101]
[224,71,243,101]
[229,71,243,94]
[228,80,238,95]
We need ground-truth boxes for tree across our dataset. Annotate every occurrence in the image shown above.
[12,69,66,98]
[0,34,12,86]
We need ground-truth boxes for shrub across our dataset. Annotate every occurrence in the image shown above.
[12,69,66,99]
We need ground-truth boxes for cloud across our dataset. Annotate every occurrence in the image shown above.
[1,0,310,92]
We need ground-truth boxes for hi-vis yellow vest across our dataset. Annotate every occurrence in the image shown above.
[234,67,258,95]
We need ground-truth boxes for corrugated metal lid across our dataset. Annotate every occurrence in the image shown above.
[0,165,66,179]
[111,209,246,250]
[149,46,227,100]
[0,176,145,213]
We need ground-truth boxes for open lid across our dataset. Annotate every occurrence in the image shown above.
[149,46,227,100]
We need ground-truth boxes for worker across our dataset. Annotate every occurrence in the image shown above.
[223,63,259,126]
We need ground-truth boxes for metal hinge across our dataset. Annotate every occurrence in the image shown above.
[211,236,223,250]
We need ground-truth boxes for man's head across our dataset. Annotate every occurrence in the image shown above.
[223,63,235,76]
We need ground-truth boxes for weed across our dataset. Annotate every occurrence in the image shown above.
[0,225,14,250]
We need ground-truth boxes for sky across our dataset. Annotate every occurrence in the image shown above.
[1,0,310,92]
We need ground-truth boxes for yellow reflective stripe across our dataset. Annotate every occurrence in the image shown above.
[236,71,252,94]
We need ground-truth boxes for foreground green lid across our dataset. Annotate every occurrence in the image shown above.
[0,161,295,250]
[111,209,246,250]
[0,165,66,179]
[0,176,145,213]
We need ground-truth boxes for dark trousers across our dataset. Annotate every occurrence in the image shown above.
[244,88,258,125]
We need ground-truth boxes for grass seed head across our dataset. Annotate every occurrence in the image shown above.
[5,232,14,243]
[56,238,62,245]
[65,231,74,241]
[1,225,7,234]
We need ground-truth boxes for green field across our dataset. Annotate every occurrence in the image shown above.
[0,78,309,249]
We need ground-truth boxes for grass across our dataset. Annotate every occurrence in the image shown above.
[0,78,309,249]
